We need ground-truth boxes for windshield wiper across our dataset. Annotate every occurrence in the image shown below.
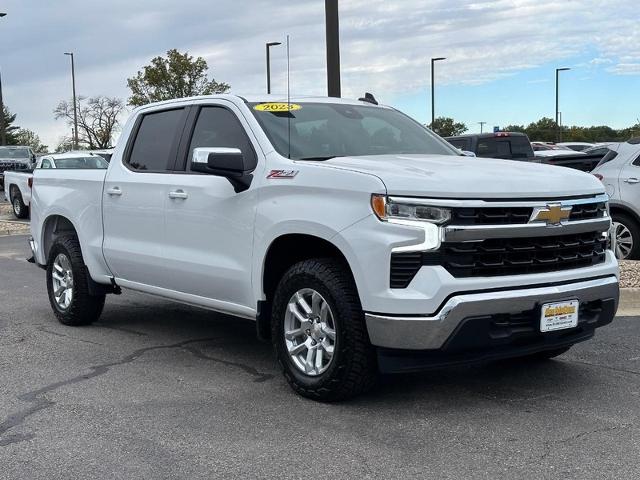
[297,156,335,161]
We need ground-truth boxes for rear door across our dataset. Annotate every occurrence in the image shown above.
[162,102,261,311]
[617,149,640,212]
[102,107,189,285]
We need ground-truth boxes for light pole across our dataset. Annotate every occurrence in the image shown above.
[64,52,79,149]
[555,67,570,142]
[431,57,446,127]
[478,121,486,133]
[266,42,281,94]
[325,0,341,97]
[0,12,7,146]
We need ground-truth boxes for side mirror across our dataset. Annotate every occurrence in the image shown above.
[191,147,253,193]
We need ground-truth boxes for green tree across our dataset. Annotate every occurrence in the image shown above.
[126,49,230,106]
[13,128,48,152]
[429,117,467,137]
[2,105,20,144]
[523,117,557,142]
[502,124,526,133]
[55,136,76,153]
[54,96,125,149]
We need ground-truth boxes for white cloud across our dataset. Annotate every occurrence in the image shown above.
[1,0,638,148]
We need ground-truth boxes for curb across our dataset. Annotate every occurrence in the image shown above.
[618,288,640,317]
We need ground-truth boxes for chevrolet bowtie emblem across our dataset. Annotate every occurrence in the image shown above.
[530,204,572,226]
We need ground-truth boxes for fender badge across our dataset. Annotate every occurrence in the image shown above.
[267,169,298,179]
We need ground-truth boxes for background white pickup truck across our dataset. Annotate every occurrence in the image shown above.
[4,152,108,219]
[29,94,619,400]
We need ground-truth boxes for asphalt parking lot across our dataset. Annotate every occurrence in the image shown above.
[1,234,639,479]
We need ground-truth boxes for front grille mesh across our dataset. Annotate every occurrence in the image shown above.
[450,202,606,225]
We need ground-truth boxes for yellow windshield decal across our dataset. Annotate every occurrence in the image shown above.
[254,103,302,112]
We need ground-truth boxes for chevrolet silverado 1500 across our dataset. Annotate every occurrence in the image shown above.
[29,95,619,400]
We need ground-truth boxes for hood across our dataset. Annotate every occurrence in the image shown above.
[321,154,604,198]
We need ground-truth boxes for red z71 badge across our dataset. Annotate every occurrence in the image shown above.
[267,170,298,179]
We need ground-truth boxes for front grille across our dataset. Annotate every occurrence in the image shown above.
[0,162,29,173]
[390,252,422,288]
[426,231,607,278]
[449,201,606,226]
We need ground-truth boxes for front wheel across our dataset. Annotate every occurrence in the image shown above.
[271,258,377,401]
[46,235,105,326]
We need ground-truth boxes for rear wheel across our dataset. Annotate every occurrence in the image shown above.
[612,213,640,260]
[11,188,28,219]
[271,258,377,401]
[46,235,105,326]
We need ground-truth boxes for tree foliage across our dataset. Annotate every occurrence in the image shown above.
[126,49,230,106]
[13,128,48,152]
[54,96,125,149]
[503,117,640,143]
[429,117,468,137]
[1,105,20,144]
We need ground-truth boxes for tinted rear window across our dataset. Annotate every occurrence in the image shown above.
[477,137,532,159]
[448,139,470,150]
[128,109,185,171]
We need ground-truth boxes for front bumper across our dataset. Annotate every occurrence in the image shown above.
[365,275,618,357]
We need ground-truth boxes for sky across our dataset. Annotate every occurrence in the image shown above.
[1,0,638,149]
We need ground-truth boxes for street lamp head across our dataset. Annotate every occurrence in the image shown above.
[0,13,7,18]
[267,42,282,47]
[64,52,73,56]
[432,57,446,62]
[556,67,571,72]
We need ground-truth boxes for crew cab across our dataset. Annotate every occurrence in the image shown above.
[29,95,619,400]
[4,152,108,219]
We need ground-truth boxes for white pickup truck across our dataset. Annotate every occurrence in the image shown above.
[29,94,619,400]
[4,153,109,219]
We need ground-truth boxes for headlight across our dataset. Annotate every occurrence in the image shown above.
[371,195,451,225]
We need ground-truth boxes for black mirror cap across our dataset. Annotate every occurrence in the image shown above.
[191,151,253,193]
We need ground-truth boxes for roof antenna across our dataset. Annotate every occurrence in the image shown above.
[287,34,292,160]
[358,92,378,105]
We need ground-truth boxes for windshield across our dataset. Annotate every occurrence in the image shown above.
[249,102,457,160]
[0,147,30,159]
[52,156,109,169]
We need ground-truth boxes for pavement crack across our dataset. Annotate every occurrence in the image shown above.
[0,337,273,447]
[93,323,148,336]
[563,358,640,377]
[36,325,104,346]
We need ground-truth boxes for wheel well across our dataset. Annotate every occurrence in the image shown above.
[609,205,640,226]
[42,215,79,263]
[257,234,357,341]
[8,184,18,200]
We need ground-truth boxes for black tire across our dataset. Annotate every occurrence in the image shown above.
[612,213,640,260]
[521,346,571,361]
[10,187,29,219]
[271,258,377,401]
[46,234,105,326]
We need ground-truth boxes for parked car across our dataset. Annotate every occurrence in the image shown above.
[592,139,640,259]
[3,152,108,219]
[532,142,585,157]
[584,143,617,157]
[445,132,535,160]
[29,95,618,400]
[0,145,36,189]
[557,142,594,152]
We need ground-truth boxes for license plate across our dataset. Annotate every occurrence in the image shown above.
[540,300,579,332]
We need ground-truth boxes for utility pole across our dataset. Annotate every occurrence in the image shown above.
[325,0,341,97]
[555,67,570,143]
[64,52,79,149]
[266,42,281,94]
[430,57,446,126]
[0,13,7,146]
[478,121,486,134]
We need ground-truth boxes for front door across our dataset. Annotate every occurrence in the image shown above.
[163,104,262,312]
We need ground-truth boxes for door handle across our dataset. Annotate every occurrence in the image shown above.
[106,187,122,196]
[624,178,639,184]
[168,190,188,199]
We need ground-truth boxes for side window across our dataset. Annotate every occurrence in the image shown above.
[41,159,52,169]
[187,107,257,170]
[127,108,185,171]
[633,153,640,167]
[448,139,469,150]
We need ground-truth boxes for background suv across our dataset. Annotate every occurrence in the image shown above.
[592,139,640,259]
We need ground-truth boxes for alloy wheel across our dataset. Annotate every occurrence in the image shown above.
[51,253,74,309]
[613,221,634,259]
[283,288,337,376]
